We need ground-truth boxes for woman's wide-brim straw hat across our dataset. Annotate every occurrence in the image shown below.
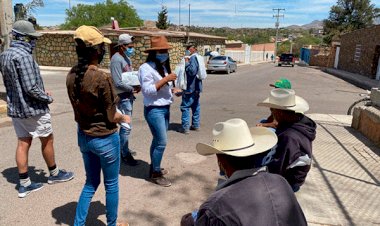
[144,36,172,53]
[196,118,277,157]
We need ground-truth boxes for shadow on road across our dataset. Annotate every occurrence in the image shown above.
[51,200,106,226]
[119,159,150,180]
[168,122,182,132]
[1,166,48,190]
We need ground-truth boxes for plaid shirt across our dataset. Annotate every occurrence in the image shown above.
[0,41,53,118]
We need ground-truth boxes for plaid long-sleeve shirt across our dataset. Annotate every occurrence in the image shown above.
[0,41,53,118]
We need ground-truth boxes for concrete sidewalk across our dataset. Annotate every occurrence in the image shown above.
[299,113,380,226]
[324,68,380,90]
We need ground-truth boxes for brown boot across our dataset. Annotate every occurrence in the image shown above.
[150,172,171,187]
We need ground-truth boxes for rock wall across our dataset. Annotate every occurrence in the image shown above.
[34,33,225,70]
[339,25,380,79]
[351,88,380,147]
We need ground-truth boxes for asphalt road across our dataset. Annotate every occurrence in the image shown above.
[0,63,365,225]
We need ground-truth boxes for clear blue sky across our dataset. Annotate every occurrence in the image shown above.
[13,0,380,28]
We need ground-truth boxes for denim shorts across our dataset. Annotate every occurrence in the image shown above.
[12,113,53,138]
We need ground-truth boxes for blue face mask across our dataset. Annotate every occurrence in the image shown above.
[125,47,134,57]
[185,50,191,56]
[156,53,169,63]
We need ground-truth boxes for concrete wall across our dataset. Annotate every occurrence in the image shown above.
[339,25,380,79]
[351,88,380,147]
[225,43,274,63]
[34,32,225,69]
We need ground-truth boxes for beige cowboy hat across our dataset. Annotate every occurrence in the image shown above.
[257,88,309,113]
[144,36,172,52]
[196,118,277,157]
[74,25,111,46]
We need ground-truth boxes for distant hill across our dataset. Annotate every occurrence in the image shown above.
[286,20,324,30]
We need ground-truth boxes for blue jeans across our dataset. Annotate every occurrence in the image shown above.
[180,92,200,130]
[144,105,169,173]
[118,98,133,157]
[74,129,120,226]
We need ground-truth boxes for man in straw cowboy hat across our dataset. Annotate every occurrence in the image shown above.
[258,88,316,192]
[181,118,307,226]
[257,78,292,130]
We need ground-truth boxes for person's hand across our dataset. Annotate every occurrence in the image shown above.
[122,114,131,124]
[172,88,182,96]
[165,73,177,82]
[46,91,52,96]
[185,57,190,62]
[133,86,141,94]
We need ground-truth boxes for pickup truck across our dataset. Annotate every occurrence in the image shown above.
[278,53,295,67]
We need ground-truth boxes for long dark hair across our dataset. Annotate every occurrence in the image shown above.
[72,39,101,103]
[145,51,172,78]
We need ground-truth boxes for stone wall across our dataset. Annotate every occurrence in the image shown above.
[34,32,225,70]
[309,47,331,67]
[351,88,380,147]
[339,25,380,79]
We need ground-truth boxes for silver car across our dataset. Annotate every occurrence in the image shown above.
[207,56,237,74]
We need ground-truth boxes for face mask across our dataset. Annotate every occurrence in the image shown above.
[124,47,134,57]
[30,39,37,50]
[185,50,191,56]
[156,53,169,63]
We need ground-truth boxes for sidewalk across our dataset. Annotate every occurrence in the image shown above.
[299,114,380,225]
[324,68,380,90]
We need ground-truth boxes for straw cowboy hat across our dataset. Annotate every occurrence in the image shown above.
[144,36,172,52]
[196,118,277,157]
[257,88,309,113]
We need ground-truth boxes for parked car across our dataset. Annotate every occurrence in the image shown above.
[278,53,295,67]
[207,56,237,74]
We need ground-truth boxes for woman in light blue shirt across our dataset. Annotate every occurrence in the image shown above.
[138,36,181,187]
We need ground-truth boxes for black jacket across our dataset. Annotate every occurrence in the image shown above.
[268,115,317,189]
[181,167,307,226]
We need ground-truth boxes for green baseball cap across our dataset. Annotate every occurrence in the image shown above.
[270,78,292,89]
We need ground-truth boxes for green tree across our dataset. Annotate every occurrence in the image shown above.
[61,0,143,29]
[156,6,169,30]
[323,0,380,43]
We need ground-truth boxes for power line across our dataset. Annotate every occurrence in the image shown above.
[273,8,285,59]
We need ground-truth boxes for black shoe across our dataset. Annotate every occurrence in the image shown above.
[190,126,200,131]
[177,128,190,134]
[121,153,139,166]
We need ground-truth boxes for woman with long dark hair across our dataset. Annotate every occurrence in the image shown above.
[66,25,130,226]
[138,36,181,187]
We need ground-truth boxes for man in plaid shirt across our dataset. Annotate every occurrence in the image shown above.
[0,20,74,198]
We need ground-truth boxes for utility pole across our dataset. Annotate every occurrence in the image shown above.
[186,3,190,43]
[179,0,181,30]
[0,0,13,52]
[69,0,71,9]
[273,8,285,60]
